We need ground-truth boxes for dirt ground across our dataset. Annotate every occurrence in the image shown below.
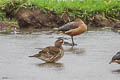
[1,7,119,31]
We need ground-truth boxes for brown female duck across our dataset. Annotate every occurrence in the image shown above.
[29,38,64,63]
[54,19,87,46]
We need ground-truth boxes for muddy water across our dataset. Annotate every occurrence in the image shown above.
[0,29,120,80]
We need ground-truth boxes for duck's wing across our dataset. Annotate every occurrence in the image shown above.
[39,46,62,62]
[29,46,59,57]
[58,22,78,31]
[41,46,60,55]
[28,51,41,57]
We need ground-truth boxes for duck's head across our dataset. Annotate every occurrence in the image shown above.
[116,51,120,54]
[109,51,120,64]
[55,38,64,48]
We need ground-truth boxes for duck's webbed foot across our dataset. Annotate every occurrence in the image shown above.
[72,43,77,46]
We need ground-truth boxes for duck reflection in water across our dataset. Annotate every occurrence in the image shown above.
[112,69,120,74]
[64,47,85,55]
[35,63,64,70]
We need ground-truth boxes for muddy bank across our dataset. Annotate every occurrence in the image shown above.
[0,1,119,30]
[0,20,19,32]
[3,8,115,28]
[112,22,120,32]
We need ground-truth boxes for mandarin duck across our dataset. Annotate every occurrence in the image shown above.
[29,38,64,63]
[109,51,120,64]
[54,18,87,46]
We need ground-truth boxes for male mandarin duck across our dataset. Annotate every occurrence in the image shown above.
[109,51,120,64]
[29,38,64,63]
[54,18,87,46]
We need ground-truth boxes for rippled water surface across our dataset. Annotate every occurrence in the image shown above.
[0,29,120,80]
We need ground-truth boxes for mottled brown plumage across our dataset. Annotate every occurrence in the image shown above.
[29,38,64,63]
[109,51,120,64]
[58,19,87,46]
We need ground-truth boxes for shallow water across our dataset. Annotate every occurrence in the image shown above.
[0,28,120,80]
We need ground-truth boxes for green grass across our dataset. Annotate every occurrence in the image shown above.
[0,0,120,21]
[28,0,120,21]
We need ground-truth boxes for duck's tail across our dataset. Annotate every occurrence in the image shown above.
[28,53,41,57]
[28,55,34,57]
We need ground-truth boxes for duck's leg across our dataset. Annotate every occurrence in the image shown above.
[71,36,77,46]
[71,36,74,46]
[63,36,77,46]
